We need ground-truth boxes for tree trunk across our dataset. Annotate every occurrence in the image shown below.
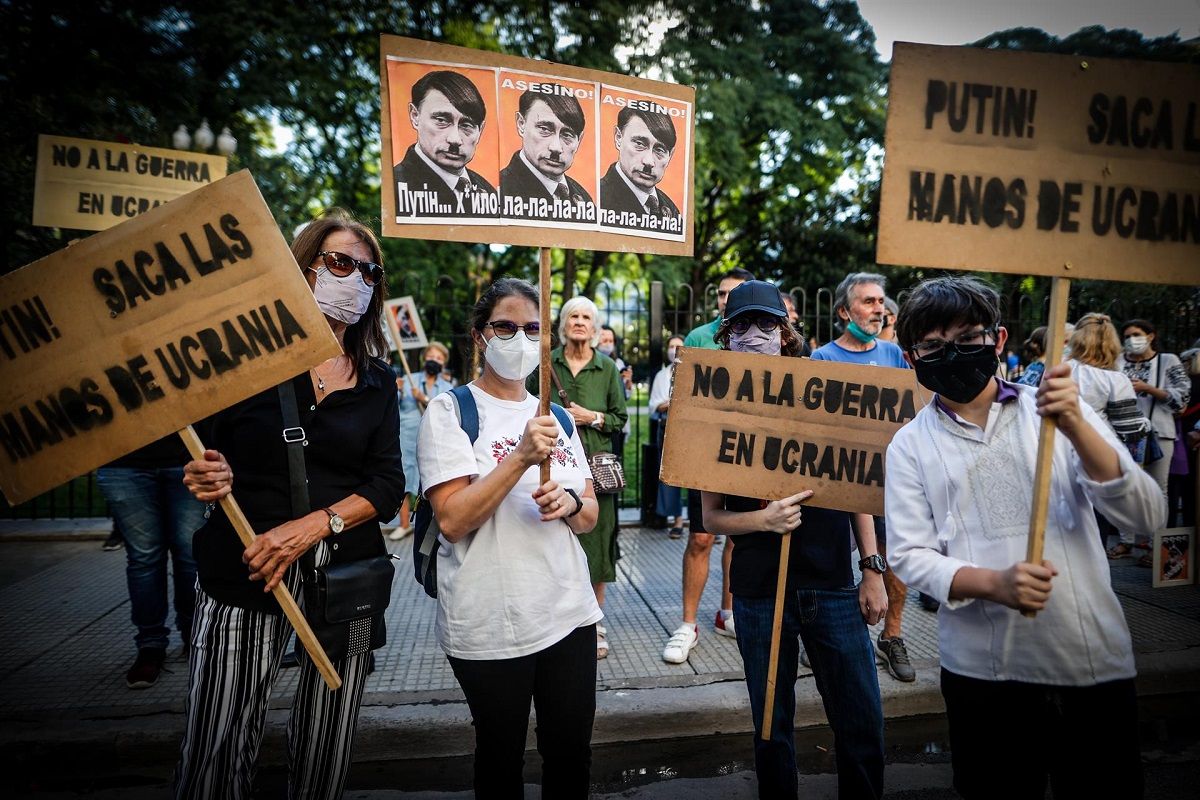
[562,248,577,301]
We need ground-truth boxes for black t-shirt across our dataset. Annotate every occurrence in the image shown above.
[192,359,405,614]
[725,493,854,597]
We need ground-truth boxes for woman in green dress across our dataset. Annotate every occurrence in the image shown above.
[529,296,628,659]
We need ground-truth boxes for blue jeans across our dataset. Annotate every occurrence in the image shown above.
[97,467,204,651]
[734,587,884,799]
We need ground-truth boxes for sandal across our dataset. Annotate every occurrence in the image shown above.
[668,526,683,539]
[596,625,609,660]
[1107,543,1134,560]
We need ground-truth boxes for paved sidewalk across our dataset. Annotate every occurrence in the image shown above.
[1,527,1199,778]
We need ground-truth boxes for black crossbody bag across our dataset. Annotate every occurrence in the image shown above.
[278,381,393,663]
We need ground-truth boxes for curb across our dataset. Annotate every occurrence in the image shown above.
[0,518,112,541]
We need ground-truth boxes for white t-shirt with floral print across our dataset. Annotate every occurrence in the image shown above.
[417,383,601,660]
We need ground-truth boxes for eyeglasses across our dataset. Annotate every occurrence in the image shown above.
[311,251,384,286]
[909,327,998,362]
[729,315,782,335]
[485,320,542,340]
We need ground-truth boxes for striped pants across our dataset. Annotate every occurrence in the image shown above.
[173,562,371,800]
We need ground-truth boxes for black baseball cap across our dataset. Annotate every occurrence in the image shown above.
[723,280,787,321]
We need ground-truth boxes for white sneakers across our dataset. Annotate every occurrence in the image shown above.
[662,623,699,664]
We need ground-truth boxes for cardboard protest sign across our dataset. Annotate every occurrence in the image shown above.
[877,43,1199,285]
[383,296,428,352]
[33,135,228,232]
[380,35,695,255]
[660,348,928,516]
[0,170,341,505]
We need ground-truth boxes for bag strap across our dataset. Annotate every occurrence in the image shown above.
[449,385,480,443]
[277,380,314,574]
[548,364,572,405]
[550,402,574,438]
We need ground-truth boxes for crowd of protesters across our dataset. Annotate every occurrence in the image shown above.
[83,207,1198,799]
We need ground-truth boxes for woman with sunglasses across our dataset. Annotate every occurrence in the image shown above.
[701,280,887,799]
[174,210,405,799]
[417,278,601,798]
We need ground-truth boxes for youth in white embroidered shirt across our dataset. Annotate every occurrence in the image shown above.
[885,381,1165,686]
[417,384,601,660]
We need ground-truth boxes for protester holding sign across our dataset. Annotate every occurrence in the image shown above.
[810,272,914,684]
[528,296,628,659]
[1111,318,1191,563]
[173,210,405,799]
[390,341,455,541]
[699,281,886,798]
[886,276,1165,800]
[418,278,600,798]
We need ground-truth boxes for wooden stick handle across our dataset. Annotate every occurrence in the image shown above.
[538,247,552,485]
[761,529,792,741]
[178,425,343,691]
[1023,276,1071,619]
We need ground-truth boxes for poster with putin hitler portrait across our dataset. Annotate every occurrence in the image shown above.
[379,36,695,257]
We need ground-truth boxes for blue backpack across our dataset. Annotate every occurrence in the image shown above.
[412,385,575,598]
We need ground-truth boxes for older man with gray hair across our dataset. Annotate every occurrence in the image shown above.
[811,271,915,683]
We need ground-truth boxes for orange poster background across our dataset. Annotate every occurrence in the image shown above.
[597,86,689,215]
[386,60,500,189]
[496,70,599,202]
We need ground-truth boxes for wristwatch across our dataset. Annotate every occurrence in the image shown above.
[563,488,584,517]
[859,554,887,574]
[323,507,345,535]
[590,412,604,430]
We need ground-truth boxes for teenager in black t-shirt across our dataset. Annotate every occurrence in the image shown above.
[699,281,887,799]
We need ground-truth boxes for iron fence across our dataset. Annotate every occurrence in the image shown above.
[9,278,1197,519]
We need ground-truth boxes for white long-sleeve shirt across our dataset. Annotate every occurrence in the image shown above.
[885,381,1165,686]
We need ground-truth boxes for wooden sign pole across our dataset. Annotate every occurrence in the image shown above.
[384,309,425,412]
[1023,276,1071,619]
[539,247,553,484]
[177,425,343,691]
[761,529,792,741]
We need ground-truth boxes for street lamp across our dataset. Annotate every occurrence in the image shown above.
[171,119,237,156]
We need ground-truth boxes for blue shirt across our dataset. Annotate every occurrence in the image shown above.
[810,338,909,369]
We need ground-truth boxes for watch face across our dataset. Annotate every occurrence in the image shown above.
[329,514,345,534]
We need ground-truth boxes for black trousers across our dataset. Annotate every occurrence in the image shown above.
[448,624,597,799]
[941,668,1142,800]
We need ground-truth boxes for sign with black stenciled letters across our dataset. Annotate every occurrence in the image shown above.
[660,348,929,517]
[33,135,229,232]
[0,170,341,505]
[878,43,1199,285]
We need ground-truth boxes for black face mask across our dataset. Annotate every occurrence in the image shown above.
[424,359,442,376]
[913,347,999,404]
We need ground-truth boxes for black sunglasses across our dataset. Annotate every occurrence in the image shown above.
[485,320,542,340]
[312,251,384,286]
[729,315,782,335]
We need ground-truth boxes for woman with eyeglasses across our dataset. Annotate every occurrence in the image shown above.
[416,278,601,798]
[174,209,405,799]
[701,280,887,799]
[527,295,629,660]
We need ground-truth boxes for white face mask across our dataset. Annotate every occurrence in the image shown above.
[667,347,679,363]
[1124,335,1150,355]
[483,330,541,380]
[598,343,615,356]
[311,267,374,325]
[730,325,781,356]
